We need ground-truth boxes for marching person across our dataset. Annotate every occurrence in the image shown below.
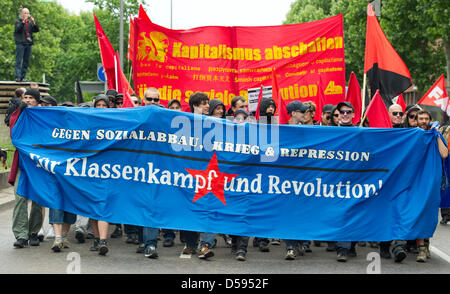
[334,102,358,261]
[88,94,111,255]
[388,104,404,128]
[9,88,42,248]
[415,109,448,262]
[283,101,311,260]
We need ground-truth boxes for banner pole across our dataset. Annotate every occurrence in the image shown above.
[361,73,367,120]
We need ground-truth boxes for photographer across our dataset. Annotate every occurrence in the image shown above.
[14,8,39,82]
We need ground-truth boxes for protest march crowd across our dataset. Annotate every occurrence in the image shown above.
[7,5,450,267]
[6,84,449,264]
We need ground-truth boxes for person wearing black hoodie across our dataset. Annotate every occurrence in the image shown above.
[258,97,276,124]
[209,99,226,119]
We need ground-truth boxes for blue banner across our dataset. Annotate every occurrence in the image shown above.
[12,106,442,241]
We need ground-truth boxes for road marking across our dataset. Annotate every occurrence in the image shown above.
[430,245,450,264]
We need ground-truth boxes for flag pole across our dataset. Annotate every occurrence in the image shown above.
[361,73,367,120]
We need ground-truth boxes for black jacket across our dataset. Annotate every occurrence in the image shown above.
[14,18,39,44]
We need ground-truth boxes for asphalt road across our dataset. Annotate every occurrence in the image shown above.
[1,202,449,276]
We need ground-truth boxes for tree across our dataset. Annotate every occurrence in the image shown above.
[283,0,448,92]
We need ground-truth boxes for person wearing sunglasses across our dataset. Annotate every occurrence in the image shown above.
[143,87,162,107]
[302,101,318,125]
[388,104,404,128]
[330,106,340,126]
[320,104,334,126]
[404,104,421,128]
[336,102,355,127]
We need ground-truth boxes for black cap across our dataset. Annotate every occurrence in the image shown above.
[286,100,310,114]
[94,94,110,108]
[234,109,249,118]
[24,88,40,102]
[168,99,181,108]
[40,96,57,106]
[106,89,118,97]
[322,104,334,113]
[336,101,354,111]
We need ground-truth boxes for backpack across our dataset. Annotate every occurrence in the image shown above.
[4,97,26,127]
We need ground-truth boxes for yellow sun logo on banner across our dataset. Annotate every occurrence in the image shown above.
[137,31,169,63]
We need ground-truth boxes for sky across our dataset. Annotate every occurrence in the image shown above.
[56,0,296,29]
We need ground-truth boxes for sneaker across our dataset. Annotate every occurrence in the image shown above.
[136,243,145,254]
[110,225,123,238]
[13,238,28,248]
[46,227,55,239]
[163,239,174,247]
[271,239,281,246]
[75,231,85,244]
[336,250,348,262]
[144,245,158,259]
[182,246,196,255]
[235,252,246,261]
[29,233,40,246]
[90,238,100,251]
[416,246,427,263]
[51,240,63,252]
[21,78,30,82]
[98,239,108,256]
[198,244,214,259]
[259,242,270,252]
[285,249,296,260]
[394,248,407,263]
[62,237,70,249]
[38,228,45,242]
[223,235,232,247]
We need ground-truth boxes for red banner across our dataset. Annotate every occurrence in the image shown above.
[133,14,345,111]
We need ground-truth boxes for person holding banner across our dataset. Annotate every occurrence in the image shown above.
[10,88,42,248]
[404,105,420,128]
[334,102,358,262]
[416,109,448,262]
[388,104,405,128]
[283,100,312,260]
[88,94,112,256]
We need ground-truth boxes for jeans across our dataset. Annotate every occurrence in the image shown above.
[231,235,249,253]
[162,229,175,241]
[142,227,159,248]
[285,239,302,250]
[49,209,76,224]
[182,230,199,249]
[200,232,215,247]
[12,169,42,240]
[15,43,32,80]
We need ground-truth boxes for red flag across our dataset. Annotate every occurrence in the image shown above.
[139,4,152,23]
[345,72,362,125]
[417,74,449,123]
[418,74,449,115]
[127,16,135,61]
[94,13,117,90]
[364,3,412,106]
[114,52,135,108]
[365,90,392,128]
[254,85,263,121]
[272,70,289,125]
[396,93,406,112]
[314,74,325,122]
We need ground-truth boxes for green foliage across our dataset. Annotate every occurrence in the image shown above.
[284,0,448,92]
[0,0,145,103]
